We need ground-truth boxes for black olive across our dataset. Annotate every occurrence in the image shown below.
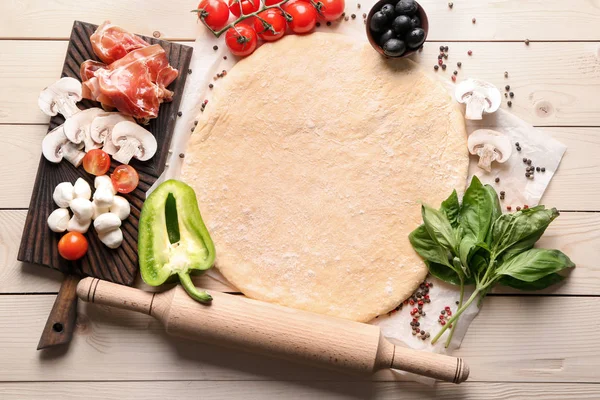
[410,16,421,29]
[370,11,389,33]
[405,28,425,49]
[380,3,395,20]
[392,15,411,35]
[383,38,406,57]
[378,29,396,47]
[395,0,418,16]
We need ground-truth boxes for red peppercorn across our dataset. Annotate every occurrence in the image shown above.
[524,204,529,209]
[425,283,430,288]
[409,300,415,305]
[438,59,443,66]
[445,306,451,311]
[449,324,453,328]
[413,318,418,323]
[404,300,408,305]
[418,301,424,306]
[440,320,446,326]
[451,75,457,82]
[424,294,429,300]
[468,50,473,56]
[507,206,512,211]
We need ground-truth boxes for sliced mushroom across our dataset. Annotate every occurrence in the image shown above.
[111,121,157,164]
[455,79,501,120]
[38,77,82,118]
[47,208,70,233]
[53,182,74,208]
[64,108,108,152]
[90,113,135,155]
[41,126,85,167]
[467,129,512,172]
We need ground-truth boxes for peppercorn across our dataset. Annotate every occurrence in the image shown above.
[438,54,443,60]
[426,332,431,338]
[504,71,509,78]
[507,206,512,211]
[507,101,512,107]
[442,64,447,70]
[439,45,444,51]
[443,53,448,59]
[455,301,459,305]
[516,206,521,211]
[536,167,540,172]
[429,282,433,287]
[440,320,446,326]
[194,120,199,126]
[453,70,458,75]
[525,173,530,178]
[495,177,500,183]
[223,56,227,60]
[541,167,546,172]
[179,153,185,158]
[448,2,453,8]
[412,331,417,335]
[524,205,529,209]
[362,13,366,18]
[188,69,192,74]
[457,61,462,67]
[209,83,214,89]
[344,16,349,21]
[451,75,456,82]
[510,92,514,98]
[505,85,510,91]
[527,159,532,165]
[525,39,530,45]
[505,93,508,98]
[213,45,218,51]
[357,3,361,8]
[472,17,476,23]
[500,191,505,195]
[434,65,439,70]
[444,46,448,52]
[515,142,519,147]
[523,157,527,163]
[468,50,473,56]
[326,21,332,26]
[351,13,356,19]
[177,111,183,117]
[516,146,521,151]
[441,310,446,315]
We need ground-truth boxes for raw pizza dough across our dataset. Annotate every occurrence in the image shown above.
[181,33,468,322]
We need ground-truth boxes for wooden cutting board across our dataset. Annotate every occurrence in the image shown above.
[17,20,193,348]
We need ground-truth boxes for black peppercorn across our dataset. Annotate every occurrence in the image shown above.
[188,69,192,74]
[509,92,514,98]
[516,146,521,151]
[523,157,527,163]
[444,46,449,52]
[326,21,332,26]
[457,61,462,67]
[177,111,182,117]
[525,173,530,178]
[505,85,510,91]
[536,167,540,172]
[453,70,458,75]
[179,153,185,158]
[441,64,447,70]
[495,177,500,183]
[500,191,505,195]
[507,101,512,107]
[541,167,546,172]
[213,45,218,51]
[438,54,443,60]
[527,159,532,165]
[439,45,444,51]
[515,142,520,147]
[209,83,214,89]
[351,13,356,19]
[434,65,439,70]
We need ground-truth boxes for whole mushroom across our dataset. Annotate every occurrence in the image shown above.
[455,79,501,120]
[467,129,512,172]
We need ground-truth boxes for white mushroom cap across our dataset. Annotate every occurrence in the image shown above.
[73,178,92,200]
[98,228,123,249]
[111,121,157,164]
[38,77,82,118]
[90,113,135,155]
[94,212,122,234]
[47,208,70,233]
[53,182,74,208]
[455,79,501,120]
[64,108,108,152]
[110,196,131,220]
[467,129,512,172]
[41,125,86,167]
[67,215,91,234]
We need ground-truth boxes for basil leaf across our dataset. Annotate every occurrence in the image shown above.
[459,235,476,268]
[491,207,559,258]
[460,176,494,244]
[440,189,460,228]
[495,248,575,282]
[427,261,462,286]
[409,225,452,267]
[422,205,458,253]
[499,273,565,291]
[484,184,502,244]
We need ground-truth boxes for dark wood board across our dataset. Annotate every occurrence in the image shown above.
[17,21,193,286]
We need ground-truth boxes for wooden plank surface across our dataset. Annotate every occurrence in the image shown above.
[1,209,597,294]
[2,382,600,400]
[1,0,600,41]
[0,295,598,382]
[2,41,600,127]
[1,124,599,211]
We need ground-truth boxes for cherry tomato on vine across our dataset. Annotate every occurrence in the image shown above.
[111,165,139,194]
[265,0,292,5]
[195,0,230,31]
[314,0,345,21]
[254,10,287,41]
[58,232,88,261]
[284,1,317,34]
[82,149,111,176]
[228,0,260,18]
[225,24,258,56]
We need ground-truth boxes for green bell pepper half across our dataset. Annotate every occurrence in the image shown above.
[138,179,216,303]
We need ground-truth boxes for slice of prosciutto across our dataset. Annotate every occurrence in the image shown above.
[90,21,150,64]
[82,45,179,120]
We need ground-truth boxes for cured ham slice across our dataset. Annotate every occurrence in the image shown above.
[90,21,150,64]
[80,23,179,121]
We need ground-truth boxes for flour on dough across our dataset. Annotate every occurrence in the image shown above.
[181,33,468,322]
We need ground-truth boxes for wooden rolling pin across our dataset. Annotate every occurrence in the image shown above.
[77,277,469,383]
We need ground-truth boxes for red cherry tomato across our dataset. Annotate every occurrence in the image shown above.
[225,25,258,57]
[82,149,111,176]
[111,165,139,194]
[254,10,287,41]
[285,1,317,34]
[315,0,344,21]
[58,232,88,261]
[265,0,292,5]
[228,0,260,18]
[196,0,230,31]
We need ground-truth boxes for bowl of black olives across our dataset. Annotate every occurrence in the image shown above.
[366,0,428,58]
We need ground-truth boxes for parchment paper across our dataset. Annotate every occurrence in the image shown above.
[153,7,567,384]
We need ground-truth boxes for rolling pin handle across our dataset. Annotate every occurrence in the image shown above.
[391,345,469,383]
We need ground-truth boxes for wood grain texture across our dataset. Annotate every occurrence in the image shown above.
[17,22,193,285]
[0,295,597,382]
[1,0,599,40]
[1,209,598,294]
[2,41,600,127]
[2,381,600,400]
[36,275,79,349]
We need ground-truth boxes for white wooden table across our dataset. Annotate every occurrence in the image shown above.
[1,1,599,398]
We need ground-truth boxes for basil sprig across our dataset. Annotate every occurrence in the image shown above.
[409,176,575,347]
